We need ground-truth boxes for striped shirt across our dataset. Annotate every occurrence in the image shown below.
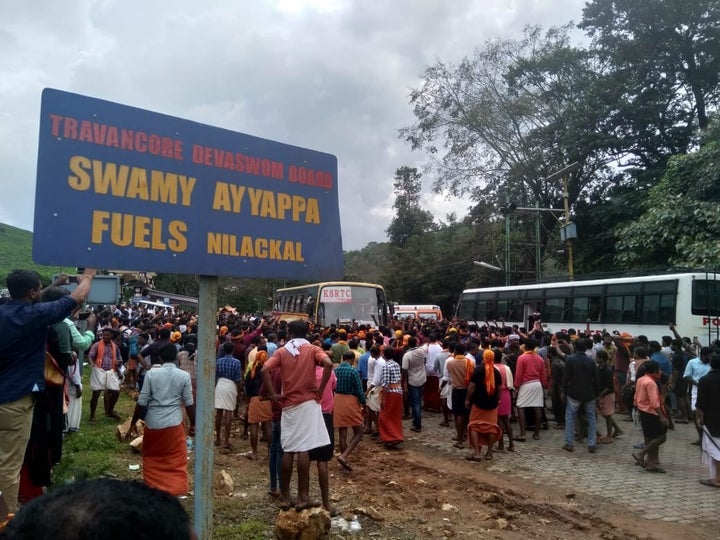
[335,362,365,404]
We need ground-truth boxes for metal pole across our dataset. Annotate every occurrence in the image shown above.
[504,214,510,286]
[563,176,574,281]
[535,199,541,283]
[194,275,218,539]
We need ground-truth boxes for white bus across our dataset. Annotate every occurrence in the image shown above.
[454,271,720,343]
[272,281,390,328]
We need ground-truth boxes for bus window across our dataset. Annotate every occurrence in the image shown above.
[604,295,622,323]
[621,295,639,323]
[542,297,567,322]
[692,279,720,316]
[642,294,660,324]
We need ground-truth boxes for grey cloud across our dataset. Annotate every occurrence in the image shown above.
[0,0,584,251]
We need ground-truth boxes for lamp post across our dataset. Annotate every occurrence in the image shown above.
[473,260,507,286]
[473,260,503,272]
[541,162,581,280]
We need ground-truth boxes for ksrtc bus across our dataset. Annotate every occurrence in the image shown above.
[454,271,720,343]
[272,282,390,328]
[393,304,444,321]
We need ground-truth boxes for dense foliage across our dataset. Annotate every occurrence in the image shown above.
[0,224,74,287]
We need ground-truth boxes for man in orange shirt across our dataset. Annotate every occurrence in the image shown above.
[632,361,669,473]
[262,320,334,512]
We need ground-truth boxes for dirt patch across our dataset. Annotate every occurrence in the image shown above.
[191,428,710,539]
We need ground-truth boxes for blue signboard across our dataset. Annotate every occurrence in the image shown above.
[34,89,343,280]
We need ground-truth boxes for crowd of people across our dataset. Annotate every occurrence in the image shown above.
[2,268,720,530]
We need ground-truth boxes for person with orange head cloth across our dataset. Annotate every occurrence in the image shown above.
[464,349,502,461]
[245,346,272,460]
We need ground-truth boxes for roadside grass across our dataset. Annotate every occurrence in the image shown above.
[51,371,270,539]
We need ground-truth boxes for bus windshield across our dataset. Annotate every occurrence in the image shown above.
[273,282,389,328]
[317,284,383,326]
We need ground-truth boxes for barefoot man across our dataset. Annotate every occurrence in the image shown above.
[262,320,333,511]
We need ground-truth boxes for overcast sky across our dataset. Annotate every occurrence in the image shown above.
[1,0,586,252]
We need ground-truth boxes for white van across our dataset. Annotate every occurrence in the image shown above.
[393,304,443,321]
[133,299,175,314]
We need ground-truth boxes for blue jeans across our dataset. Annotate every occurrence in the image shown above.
[269,420,283,491]
[565,396,597,448]
[408,384,424,429]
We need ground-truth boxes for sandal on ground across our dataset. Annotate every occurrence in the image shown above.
[562,444,574,452]
[485,453,493,461]
[699,479,720,488]
[632,453,646,468]
[336,456,353,472]
[453,441,465,449]
[532,433,540,440]
[465,454,483,462]
[513,436,527,442]
[645,467,666,473]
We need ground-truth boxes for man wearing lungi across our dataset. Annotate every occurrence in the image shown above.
[379,346,404,447]
[334,351,366,471]
[696,353,720,488]
[129,343,195,496]
[262,320,334,511]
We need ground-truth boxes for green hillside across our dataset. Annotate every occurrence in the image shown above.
[0,223,74,286]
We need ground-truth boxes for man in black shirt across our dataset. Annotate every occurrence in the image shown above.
[697,353,720,488]
[562,338,600,453]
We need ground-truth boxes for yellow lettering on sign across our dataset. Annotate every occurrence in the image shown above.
[205,232,304,262]
[212,182,246,212]
[66,156,196,205]
[90,210,187,252]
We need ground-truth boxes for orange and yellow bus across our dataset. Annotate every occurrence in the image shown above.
[272,281,391,328]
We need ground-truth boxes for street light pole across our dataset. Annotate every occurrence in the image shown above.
[563,174,574,281]
[542,162,581,281]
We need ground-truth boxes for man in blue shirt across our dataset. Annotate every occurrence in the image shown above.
[0,268,95,513]
[214,341,242,450]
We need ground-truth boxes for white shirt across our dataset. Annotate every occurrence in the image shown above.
[425,342,442,376]
[371,357,387,388]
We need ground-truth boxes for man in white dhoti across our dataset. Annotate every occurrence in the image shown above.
[263,321,334,511]
[696,353,720,488]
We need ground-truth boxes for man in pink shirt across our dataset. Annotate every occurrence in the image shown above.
[309,349,338,515]
[263,321,334,511]
[632,361,669,473]
[514,338,547,442]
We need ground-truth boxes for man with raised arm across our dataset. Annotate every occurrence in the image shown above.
[0,268,96,513]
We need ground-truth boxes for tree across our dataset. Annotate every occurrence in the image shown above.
[386,166,436,247]
[615,118,720,268]
[581,0,720,136]
[400,25,624,262]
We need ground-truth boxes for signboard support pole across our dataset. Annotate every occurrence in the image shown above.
[193,275,218,540]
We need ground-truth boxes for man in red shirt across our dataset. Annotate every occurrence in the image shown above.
[632,361,669,473]
[514,338,547,442]
[262,320,333,512]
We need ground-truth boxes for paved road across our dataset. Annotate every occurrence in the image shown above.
[404,409,719,531]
